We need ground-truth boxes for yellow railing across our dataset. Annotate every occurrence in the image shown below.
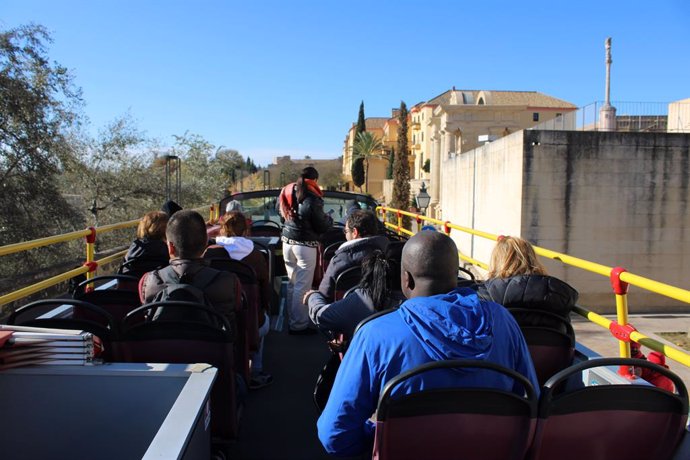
[0,206,215,308]
[377,206,690,370]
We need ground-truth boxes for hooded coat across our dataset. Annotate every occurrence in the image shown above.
[317,287,538,456]
[318,235,389,300]
[477,275,578,333]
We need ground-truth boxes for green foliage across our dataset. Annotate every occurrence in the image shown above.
[356,101,366,137]
[352,132,383,193]
[386,148,395,179]
[351,157,365,190]
[392,101,411,227]
[64,114,159,229]
[422,158,431,173]
[0,24,84,249]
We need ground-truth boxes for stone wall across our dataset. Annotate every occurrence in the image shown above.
[440,129,690,313]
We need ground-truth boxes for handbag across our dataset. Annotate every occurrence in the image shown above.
[313,352,341,413]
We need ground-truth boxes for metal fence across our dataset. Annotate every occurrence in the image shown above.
[530,101,690,133]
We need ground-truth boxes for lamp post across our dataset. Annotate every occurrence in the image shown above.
[415,182,431,215]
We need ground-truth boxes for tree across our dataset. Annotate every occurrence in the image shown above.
[386,148,395,179]
[352,131,383,193]
[351,101,367,190]
[356,101,366,136]
[64,114,158,229]
[0,24,84,248]
[391,101,411,226]
[351,157,365,191]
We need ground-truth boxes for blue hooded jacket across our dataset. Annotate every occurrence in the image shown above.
[317,287,538,456]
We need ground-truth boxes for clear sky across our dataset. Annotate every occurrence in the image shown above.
[3,0,689,166]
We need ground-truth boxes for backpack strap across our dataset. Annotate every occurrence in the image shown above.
[153,266,180,285]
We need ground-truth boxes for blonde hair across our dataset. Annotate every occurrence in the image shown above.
[137,211,169,240]
[219,211,248,237]
[487,236,547,279]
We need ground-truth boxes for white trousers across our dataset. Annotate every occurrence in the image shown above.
[283,242,317,330]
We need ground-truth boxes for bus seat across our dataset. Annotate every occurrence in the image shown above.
[334,266,361,301]
[508,309,575,386]
[321,240,344,275]
[206,259,257,384]
[73,286,141,324]
[250,220,281,238]
[116,301,239,443]
[7,299,117,361]
[530,357,689,460]
[373,359,537,460]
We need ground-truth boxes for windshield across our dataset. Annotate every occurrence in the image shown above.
[219,190,378,225]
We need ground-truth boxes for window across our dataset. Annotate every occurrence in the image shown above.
[532,112,539,122]
[478,97,485,105]
[421,132,424,141]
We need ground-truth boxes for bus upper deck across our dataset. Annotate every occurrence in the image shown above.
[1,192,690,459]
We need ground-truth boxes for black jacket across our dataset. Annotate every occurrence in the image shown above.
[281,192,333,243]
[477,274,578,331]
[124,238,169,263]
[318,235,389,300]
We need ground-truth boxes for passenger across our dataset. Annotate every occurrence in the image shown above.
[139,210,237,324]
[318,210,388,300]
[317,232,538,456]
[278,166,333,335]
[204,211,273,389]
[340,199,361,224]
[121,211,169,275]
[305,250,399,339]
[478,236,578,334]
[161,199,182,216]
[225,200,243,213]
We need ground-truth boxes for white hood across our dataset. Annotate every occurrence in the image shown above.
[214,236,254,260]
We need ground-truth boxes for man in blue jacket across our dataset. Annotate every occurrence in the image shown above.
[317,231,538,456]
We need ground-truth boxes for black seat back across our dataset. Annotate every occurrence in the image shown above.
[334,266,362,301]
[116,302,238,442]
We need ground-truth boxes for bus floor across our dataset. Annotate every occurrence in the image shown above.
[225,323,356,460]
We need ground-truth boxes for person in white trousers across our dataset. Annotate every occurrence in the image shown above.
[278,167,333,335]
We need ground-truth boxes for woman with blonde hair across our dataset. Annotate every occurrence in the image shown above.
[479,236,578,330]
[121,211,170,276]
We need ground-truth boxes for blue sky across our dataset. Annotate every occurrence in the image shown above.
[3,1,689,166]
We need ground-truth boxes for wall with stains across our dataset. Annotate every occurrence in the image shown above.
[441,129,690,312]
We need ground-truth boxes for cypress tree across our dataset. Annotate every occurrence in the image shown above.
[356,101,366,137]
[351,101,367,190]
[386,147,395,179]
[392,101,411,226]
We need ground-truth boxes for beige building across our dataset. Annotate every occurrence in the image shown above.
[342,116,397,199]
[668,98,690,132]
[418,89,577,217]
[344,88,577,206]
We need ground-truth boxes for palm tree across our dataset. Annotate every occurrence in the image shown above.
[352,131,384,193]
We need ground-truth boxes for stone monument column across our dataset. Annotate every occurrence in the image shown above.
[445,129,455,156]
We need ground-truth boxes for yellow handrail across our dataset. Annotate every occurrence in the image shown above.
[0,265,91,306]
[0,229,92,257]
[378,206,690,370]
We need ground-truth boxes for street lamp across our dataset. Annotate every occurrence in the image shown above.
[415,182,431,214]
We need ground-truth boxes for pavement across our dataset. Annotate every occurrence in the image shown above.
[572,313,690,388]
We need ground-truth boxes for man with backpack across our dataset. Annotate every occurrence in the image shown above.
[139,209,237,324]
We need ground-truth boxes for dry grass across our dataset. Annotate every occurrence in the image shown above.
[657,332,690,351]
